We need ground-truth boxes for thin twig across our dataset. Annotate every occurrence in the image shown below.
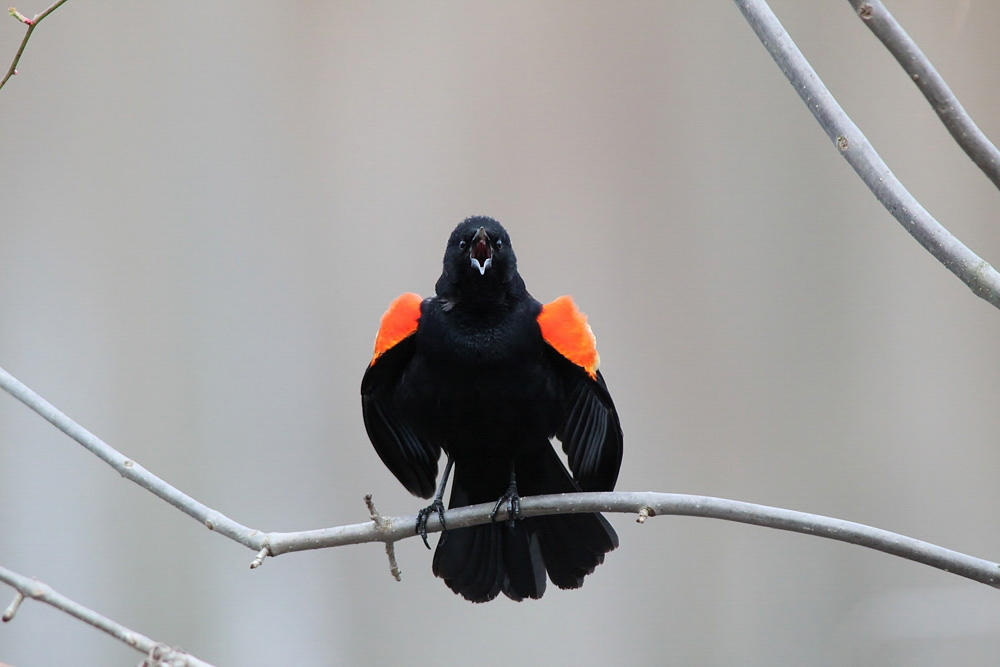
[732,0,1000,309]
[0,0,70,91]
[847,0,1000,190]
[2,363,999,590]
[365,494,402,581]
[0,564,213,666]
[2,591,24,621]
[248,546,270,570]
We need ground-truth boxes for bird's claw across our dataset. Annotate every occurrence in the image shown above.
[490,482,521,528]
[415,499,447,549]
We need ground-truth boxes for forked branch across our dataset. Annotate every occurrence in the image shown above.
[733,0,1000,309]
[0,0,70,91]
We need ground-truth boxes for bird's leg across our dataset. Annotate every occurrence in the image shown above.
[416,454,454,549]
[490,463,521,528]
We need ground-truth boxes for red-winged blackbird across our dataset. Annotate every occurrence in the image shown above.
[361,216,622,602]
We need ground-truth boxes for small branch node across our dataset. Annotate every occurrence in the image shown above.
[636,506,655,524]
[836,135,849,151]
[857,3,873,20]
[249,546,270,570]
[2,591,24,622]
[142,642,189,667]
[364,493,378,522]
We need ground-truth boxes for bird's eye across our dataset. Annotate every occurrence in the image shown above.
[459,240,466,249]
[496,239,503,249]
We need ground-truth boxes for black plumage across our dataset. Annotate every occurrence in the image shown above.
[361,216,622,602]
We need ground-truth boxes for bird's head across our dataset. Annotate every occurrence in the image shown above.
[436,216,523,302]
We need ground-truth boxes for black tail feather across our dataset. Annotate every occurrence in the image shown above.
[432,479,505,603]
[501,523,547,601]
[535,512,618,589]
[432,443,617,602]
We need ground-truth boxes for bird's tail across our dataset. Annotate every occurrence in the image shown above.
[431,443,618,602]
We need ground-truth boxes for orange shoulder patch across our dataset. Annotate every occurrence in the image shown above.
[370,293,422,365]
[538,295,599,379]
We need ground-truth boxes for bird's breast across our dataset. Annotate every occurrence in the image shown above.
[399,316,561,456]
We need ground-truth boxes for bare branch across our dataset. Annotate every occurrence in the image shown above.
[0,0,70,91]
[2,363,999,592]
[847,0,1000,190]
[256,493,1000,589]
[0,365,268,551]
[732,0,1000,309]
[0,564,213,666]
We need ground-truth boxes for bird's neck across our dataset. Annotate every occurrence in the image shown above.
[436,273,528,312]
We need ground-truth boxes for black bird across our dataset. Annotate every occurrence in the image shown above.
[361,216,622,602]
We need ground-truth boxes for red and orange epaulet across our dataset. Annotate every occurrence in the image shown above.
[537,295,599,379]
[370,293,422,365]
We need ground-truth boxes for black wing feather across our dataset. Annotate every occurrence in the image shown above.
[361,337,440,498]
[547,347,623,492]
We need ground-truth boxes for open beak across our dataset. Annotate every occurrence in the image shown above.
[470,226,493,276]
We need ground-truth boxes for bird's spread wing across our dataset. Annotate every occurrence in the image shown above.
[369,292,422,365]
[538,296,623,491]
[361,293,440,498]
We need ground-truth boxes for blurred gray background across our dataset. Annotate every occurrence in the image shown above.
[2,1,999,665]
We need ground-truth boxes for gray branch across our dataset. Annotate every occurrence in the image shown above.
[0,564,213,666]
[0,365,265,549]
[3,362,999,591]
[261,492,1000,589]
[733,0,1000,309]
[847,0,1000,190]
